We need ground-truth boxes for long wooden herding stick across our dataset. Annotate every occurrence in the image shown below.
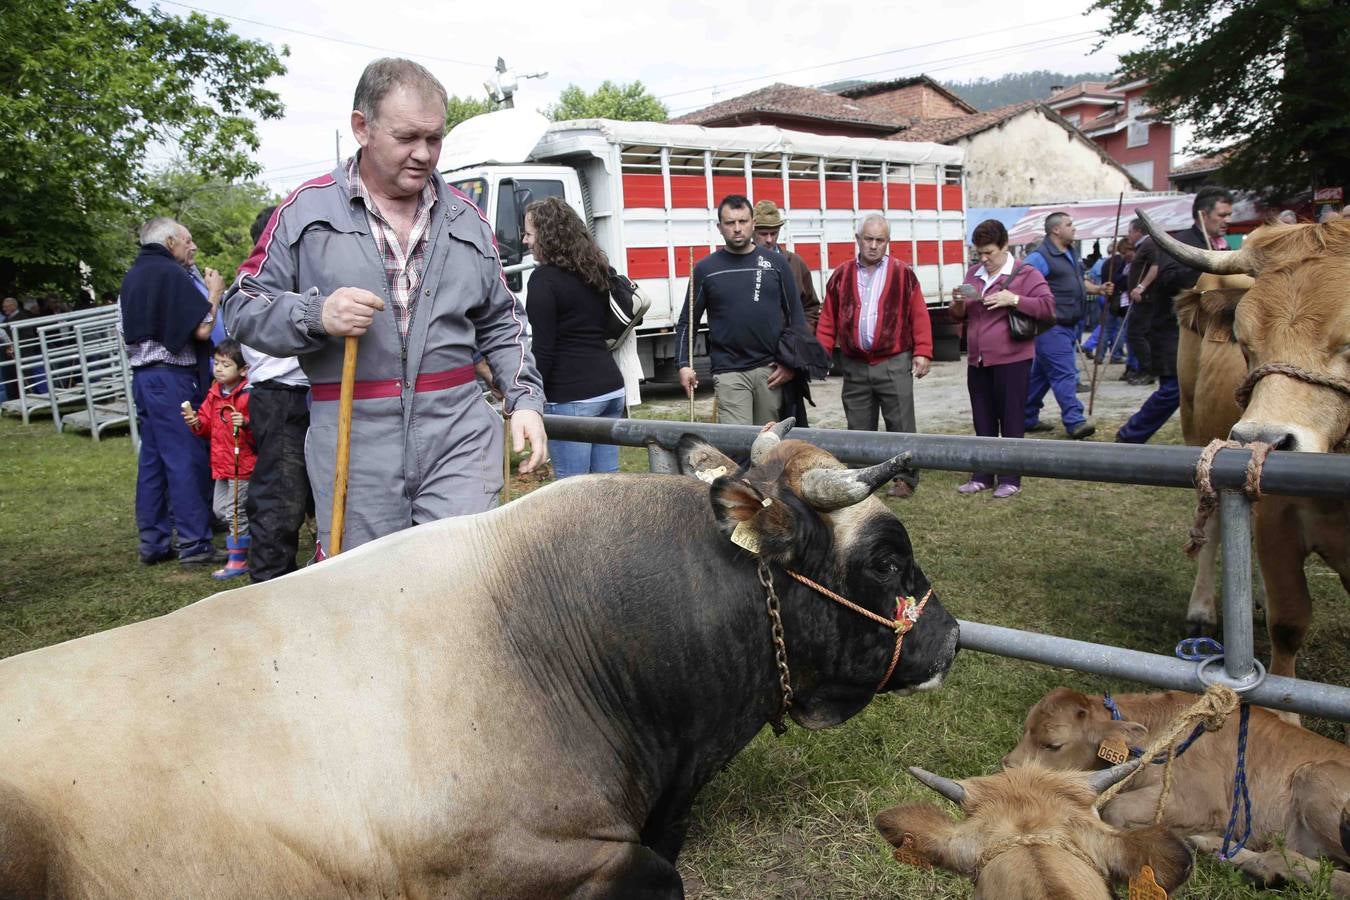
[329,335,359,556]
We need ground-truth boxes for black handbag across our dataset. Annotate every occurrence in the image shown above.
[1001,262,1052,341]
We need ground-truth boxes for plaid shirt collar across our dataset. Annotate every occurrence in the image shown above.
[344,153,438,338]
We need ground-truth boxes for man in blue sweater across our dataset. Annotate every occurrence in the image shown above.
[675,195,805,425]
[1023,212,1114,439]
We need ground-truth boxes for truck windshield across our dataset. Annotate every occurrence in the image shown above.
[449,178,487,209]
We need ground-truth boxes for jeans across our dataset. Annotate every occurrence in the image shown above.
[1116,375,1180,443]
[545,394,625,479]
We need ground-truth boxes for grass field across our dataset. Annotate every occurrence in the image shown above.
[1,410,1346,898]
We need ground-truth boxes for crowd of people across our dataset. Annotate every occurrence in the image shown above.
[15,56,1265,573]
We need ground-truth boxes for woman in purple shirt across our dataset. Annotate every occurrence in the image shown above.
[947,219,1056,498]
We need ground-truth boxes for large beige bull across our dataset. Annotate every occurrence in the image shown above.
[1142,214,1350,680]
[0,427,960,898]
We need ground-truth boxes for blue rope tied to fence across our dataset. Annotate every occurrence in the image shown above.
[1171,639,1254,859]
[1102,692,1208,763]
[1220,702,1254,859]
[1175,636,1225,661]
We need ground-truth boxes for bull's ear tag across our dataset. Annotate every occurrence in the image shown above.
[730,521,762,554]
[695,465,727,484]
[1128,864,1167,900]
[892,833,931,869]
[1097,738,1129,766]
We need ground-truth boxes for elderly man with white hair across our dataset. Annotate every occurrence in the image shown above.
[816,213,932,498]
[120,216,222,566]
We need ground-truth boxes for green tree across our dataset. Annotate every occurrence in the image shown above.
[546,81,667,122]
[0,0,287,296]
[445,93,494,131]
[1092,0,1350,197]
[142,169,279,278]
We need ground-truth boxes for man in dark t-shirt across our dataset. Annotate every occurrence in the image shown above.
[675,194,804,425]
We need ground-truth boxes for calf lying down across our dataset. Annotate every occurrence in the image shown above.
[875,762,1193,899]
[1004,687,1350,894]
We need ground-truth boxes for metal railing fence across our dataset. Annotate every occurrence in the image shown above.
[541,415,1350,721]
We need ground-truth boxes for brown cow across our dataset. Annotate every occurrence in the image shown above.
[1003,686,1350,891]
[1174,272,1259,630]
[875,762,1193,899]
[1143,214,1350,681]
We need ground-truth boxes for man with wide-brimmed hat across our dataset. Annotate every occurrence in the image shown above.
[752,200,820,330]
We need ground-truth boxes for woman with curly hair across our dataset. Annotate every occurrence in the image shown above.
[523,196,626,479]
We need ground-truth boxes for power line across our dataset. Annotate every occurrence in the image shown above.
[151,0,489,70]
[657,14,1088,101]
[665,29,1103,116]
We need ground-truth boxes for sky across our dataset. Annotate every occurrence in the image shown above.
[137,0,1141,196]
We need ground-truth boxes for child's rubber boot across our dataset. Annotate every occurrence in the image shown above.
[212,534,250,580]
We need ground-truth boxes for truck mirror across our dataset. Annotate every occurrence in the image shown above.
[496,177,524,269]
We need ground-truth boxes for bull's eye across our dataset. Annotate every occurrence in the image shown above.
[1042,743,1063,752]
[870,557,902,580]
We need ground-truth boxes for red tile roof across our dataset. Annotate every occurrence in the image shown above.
[669,82,903,131]
[895,101,1037,143]
[1047,81,1119,105]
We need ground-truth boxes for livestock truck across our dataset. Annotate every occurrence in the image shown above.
[441,113,968,382]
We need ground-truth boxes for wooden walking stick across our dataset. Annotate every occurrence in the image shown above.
[329,335,359,556]
[1088,192,1125,415]
[686,251,697,423]
[502,412,511,504]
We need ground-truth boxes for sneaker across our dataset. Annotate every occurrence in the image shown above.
[179,548,224,567]
[1075,381,1090,393]
[992,484,1021,499]
[956,480,990,494]
[139,549,174,567]
[1068,420,1097,440]
[885,481,916,499]
[1026,421,1055,433]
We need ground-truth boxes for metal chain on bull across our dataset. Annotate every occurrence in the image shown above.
[757,561,794,735]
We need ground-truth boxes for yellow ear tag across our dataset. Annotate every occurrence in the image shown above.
[892,833,931,869]
[1128,864,1167,900]
[730,521,761,554]
[695,465,727,484]
[1098,737,1129,766]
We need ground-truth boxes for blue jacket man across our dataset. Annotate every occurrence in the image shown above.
[1023,212,1113,439]
[120,217,219,565]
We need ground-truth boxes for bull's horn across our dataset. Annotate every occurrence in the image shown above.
[1086,759,1141,795]
[800,453,913,511]
[749,418,796,465]
[907,766,967,806]
[1136,209,1252,276]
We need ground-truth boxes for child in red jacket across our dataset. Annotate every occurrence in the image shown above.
[181,339,256,579]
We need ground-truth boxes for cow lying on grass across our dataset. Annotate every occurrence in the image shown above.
[0,424,958,898]
[1004,687,1350,894]
[875,762,1193,899]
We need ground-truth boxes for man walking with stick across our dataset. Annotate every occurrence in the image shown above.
[224,58,547,554]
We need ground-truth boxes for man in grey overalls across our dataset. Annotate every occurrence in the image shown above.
[223,58,547,553]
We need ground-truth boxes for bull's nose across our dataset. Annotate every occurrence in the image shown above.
[1229,421,1296,450]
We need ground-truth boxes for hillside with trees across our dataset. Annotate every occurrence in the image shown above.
[942,70,1115,111]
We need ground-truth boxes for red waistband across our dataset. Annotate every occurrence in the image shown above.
[311,364,476,402]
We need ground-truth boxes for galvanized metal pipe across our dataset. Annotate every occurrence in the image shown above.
[1219,491,1257,687]
[957,620,1350,721]
[540,415,1350,720]
[543,416,1350,499]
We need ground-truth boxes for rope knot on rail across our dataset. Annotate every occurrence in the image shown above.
[1182,439,1273,558]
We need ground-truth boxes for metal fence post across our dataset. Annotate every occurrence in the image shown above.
[1219,490,1258,688]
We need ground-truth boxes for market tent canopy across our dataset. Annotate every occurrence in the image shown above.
[1006,196,1196,245]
